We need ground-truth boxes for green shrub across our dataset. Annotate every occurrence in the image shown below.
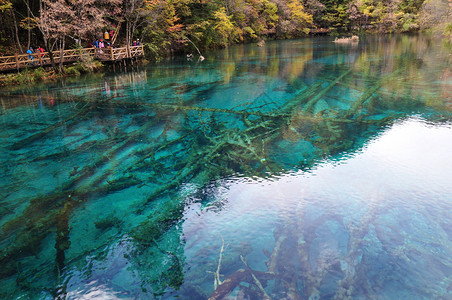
[77,55,103,72]
[33,67,45,80]
[444,22,452,37]
[64,65,81,76]
[15,71,30,84]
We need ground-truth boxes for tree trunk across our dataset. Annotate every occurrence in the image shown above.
[46,38,57,72]
[58,37,65,73]
[126,21,131,47]
[11,9,23,53]
[27,0,31,50]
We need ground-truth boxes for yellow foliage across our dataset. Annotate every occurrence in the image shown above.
[19,17,38,30]
[214,7,241,46]
[0,0,12,12]
[287,0,313,26]
[395,11,405,19]
[214,7,234,34]
[262,0,279,27]
[244,26,258,39]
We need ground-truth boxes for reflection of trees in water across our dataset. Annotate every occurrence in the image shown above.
[0,36,451,298]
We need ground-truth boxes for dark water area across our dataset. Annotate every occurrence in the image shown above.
[0,34,452,299]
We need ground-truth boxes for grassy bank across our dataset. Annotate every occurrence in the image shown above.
[0,59,104,87]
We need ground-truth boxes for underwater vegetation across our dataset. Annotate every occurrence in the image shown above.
[0,35,451,299]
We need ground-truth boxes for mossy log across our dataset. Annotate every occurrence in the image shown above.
[279,82,324,113]
[240,255,271,300]
[11,103,93,150]
[10,95,119,151]
[267,235,287,274]
[343,83,382,119]
[141,139,229,206]
[86,99,288,119]
[128,131,194,172]
[0,175,140,279]
[131,199,185,245]
[302,68,353,114]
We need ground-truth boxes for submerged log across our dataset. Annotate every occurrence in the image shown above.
[11,102,93,150]
[208,269,274,300]
[0,175,140,279]
[302,68,353,114]
[10,94,120,151]
[78,98,287,119]
[279,82,324,113]
[214,238,226,290]
[208,269,248,300]
[267,235,287,274]
[343,82,382,119]
[240,255,271,299]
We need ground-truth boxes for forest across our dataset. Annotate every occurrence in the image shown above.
[0,0,451,59]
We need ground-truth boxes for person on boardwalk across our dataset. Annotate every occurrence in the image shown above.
[99,39,105,54]
[94,39,99,48]
[37,46,45,57]
[27,47,34,65]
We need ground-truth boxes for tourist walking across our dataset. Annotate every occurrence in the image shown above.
[37,46,45,57]
[26,47,34,65]
[99,39,105,54]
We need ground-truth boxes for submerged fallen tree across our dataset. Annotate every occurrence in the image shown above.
[0,61,433,298]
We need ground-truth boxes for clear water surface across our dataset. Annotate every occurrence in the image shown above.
[1,34,452,299]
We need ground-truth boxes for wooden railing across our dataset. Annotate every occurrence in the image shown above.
[0,45,144,72]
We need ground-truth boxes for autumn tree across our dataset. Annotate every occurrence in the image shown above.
[303,0,326,26]
[34,0,74,71]
[274,0,313,38]
[69,0,122,44]
[212,6,242,46]
[122,0,149,47]
[419,0,452,37]
[0,0,14,52]
[32,0,121,71]
[141,0,185,58]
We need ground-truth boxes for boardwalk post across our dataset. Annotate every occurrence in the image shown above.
[14,53,19,71]
[38,53,43,66]
[110,48,114,61]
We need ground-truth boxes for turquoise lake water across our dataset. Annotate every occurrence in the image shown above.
[1,34,452,299]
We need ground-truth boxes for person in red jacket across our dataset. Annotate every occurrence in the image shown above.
[37,46,45,57]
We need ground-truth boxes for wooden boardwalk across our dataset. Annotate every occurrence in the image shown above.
[0,45,144,72]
